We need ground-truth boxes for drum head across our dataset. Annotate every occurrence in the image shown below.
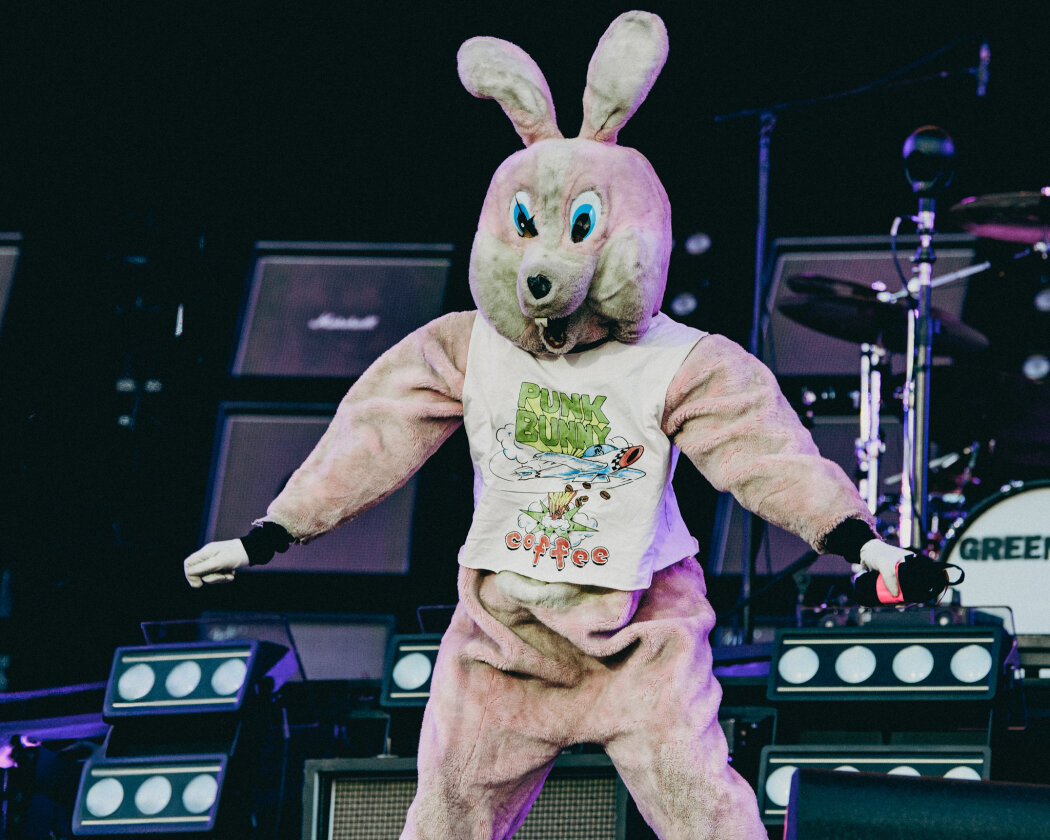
[942,481,1050,635]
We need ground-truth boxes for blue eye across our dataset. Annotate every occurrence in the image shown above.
[569,190,602,243]
[511,191,537,238]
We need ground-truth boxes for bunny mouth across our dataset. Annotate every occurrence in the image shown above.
[534,316,569,350]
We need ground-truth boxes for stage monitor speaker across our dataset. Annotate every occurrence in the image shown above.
[784,767,1050,839]
[710,414,902,576]
[203,403,416,574]
[302,754,629,840]
[231,241,453,379]
[0,232,22,334]
[763,234,977,377]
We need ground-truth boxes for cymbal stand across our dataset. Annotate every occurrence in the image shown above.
[898,204,935,550]
[856,341,887,514]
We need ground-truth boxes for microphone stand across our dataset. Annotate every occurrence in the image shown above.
[899,127,956,550]
[712,38,979,642]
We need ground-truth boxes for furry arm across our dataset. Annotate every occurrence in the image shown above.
[260,310,475,542]
[663,334,877,554]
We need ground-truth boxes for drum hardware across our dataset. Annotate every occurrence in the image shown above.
[778,270,989,525]
[856,341,887,514]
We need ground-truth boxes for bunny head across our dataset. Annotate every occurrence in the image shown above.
[458,11,671,355]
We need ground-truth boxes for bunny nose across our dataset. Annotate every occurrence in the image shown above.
[527,274,552,299]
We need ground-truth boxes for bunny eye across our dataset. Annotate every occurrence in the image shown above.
[511,191,538,238]
[569,191,602,243]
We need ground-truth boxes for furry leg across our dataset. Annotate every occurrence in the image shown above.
[599,567,765,840]
[400,606,564,839]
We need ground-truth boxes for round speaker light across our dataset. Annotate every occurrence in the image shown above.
[392,652,433,691]
[944,766,981,780]
[85,777,124,818]
[182,773,219,814]
[211,658,249,696]
[764,765,798,807]
[888,766,921,776]
[117,663,156,701]
[835,645,877,684]
[165,661,202,699]
[777,646,820,685]
[950,645,992,684]
[833,765,859,772]
[134,776,172,816]
[892,645,935,684]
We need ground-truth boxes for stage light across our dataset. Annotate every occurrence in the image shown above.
[103,640,293,719]
[1021,353,1049,381]
[380,634,442,707]
[73,755,228,835]
[834,645,876,684]
[950,644,993,683]
[777,645,819,684]
[71,639,293,836]
[767,625,1008,702]
[891,645,934,683]
[757,744,989,824]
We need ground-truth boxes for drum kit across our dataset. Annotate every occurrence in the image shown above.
[778,188,1050,634]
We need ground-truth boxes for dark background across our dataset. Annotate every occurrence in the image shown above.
[0,2,1046,691]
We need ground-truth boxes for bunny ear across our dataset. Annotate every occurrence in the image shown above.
[579,11,668,144]
[458,36,563,146]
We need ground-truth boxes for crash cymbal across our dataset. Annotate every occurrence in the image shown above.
[950,189,1050,243]
[778,294,989,355]
[785,273,880,299]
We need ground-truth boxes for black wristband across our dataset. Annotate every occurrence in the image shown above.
[240,521,295,567]
[822,517,879,565]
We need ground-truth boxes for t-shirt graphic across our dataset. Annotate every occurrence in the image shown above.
[459,313,705,590]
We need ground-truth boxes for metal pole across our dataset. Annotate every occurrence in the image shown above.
[900,199,936,550]
[741,111,776,643]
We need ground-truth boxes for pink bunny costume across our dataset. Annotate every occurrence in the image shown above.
[185,12,894,839]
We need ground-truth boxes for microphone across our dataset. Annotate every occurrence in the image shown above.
[852,554,963,607]
[976,40,990,97]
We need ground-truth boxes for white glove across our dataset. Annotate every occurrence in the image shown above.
[856,539,912,598]
[184,539,250,589]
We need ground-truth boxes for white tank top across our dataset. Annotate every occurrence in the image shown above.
[458,312,705,590]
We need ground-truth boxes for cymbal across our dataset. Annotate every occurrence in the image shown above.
[950,189,1050,243]
[778,294,989,355]
[785,273,880,299]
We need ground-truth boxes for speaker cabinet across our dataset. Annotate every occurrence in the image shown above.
[231,241,452,379]
[302,755,630,840]
[203,403,416,574]
[763,235,976,377]
[710,415,902,576]
[784,766,1050,840]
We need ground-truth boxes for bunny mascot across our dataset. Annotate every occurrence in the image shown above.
[185,11,912,839]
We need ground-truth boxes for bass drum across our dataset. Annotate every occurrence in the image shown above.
[940,480,1050,635]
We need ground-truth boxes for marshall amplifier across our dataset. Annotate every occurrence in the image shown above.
[231,241,453,379]
[203,403,417,575]
[302,754,632,840]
